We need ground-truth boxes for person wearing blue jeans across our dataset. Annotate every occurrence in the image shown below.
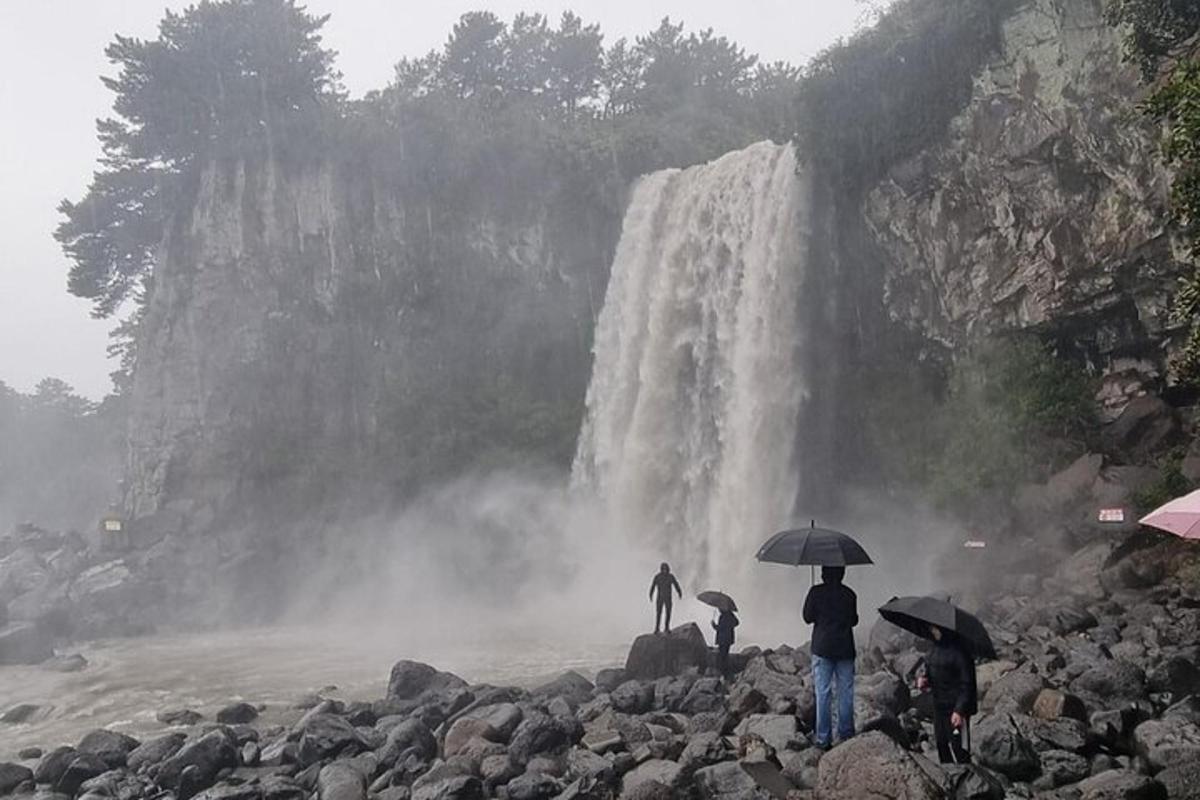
[803,565,859,748]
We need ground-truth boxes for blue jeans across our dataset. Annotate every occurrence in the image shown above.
[813,654,855,745]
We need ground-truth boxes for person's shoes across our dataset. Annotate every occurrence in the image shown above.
[814,742,831,752]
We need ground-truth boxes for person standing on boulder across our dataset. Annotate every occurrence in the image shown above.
[650,562,683,633]
[802,565,858,748]
[917,624,977,764]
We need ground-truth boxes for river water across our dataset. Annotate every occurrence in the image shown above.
[0,626,626,758]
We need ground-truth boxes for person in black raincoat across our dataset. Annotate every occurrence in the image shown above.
[712,607,739,678]
[649,563,683,633]
[918,623,978,764]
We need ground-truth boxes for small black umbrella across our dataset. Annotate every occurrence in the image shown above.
[756,523,874,567]
[697,591,738,612]
[878,595,997,660]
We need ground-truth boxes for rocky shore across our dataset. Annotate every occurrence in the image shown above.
[2,529,1199,800]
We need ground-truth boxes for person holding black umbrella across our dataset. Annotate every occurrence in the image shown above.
[802,565,859,748]
[918,625,978,764]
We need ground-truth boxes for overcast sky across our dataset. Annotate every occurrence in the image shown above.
[0,1,874,399]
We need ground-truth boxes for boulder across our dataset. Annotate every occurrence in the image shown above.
[158,708,203,726]
[33,746,77,785]
[77,729,141,769]
[387,661,467,701]
[532,672,595,706]
[157,729,239,792]
[678,732,728,773]
[692,761,764,799]
[1071,662,1148,709]
[974,714,1040,781]
[54,753,108,796]
[981,670,1045,714]
[734,715,799,754]
[410,774,482,800]
[298,714,368,765]
[564,747,614,784]
[1155,759,1200,799]
[504,772,561,800]
[1032,689,1088,723]
[0,762,33,794]
[192,784,264,800]
[814,731,944,799]
[1036,749,1090,788]
[610,681,654,715]
[625,624,710,680]
[216,702,259,724]
[620,760,683,796]
[444,718,499,758]
[509,712,577,765]
[1101,396,1181,461]
[1132,719,1200,772]
[595,668,627,693]
[318,763,366,800]
[1075,770,1166,800]
[1,703,39,723]
[461,703,523,741]
[943,764,1003,800]
[0,621,54,665]
[1148,656,1200,699]
[386,719,438,761]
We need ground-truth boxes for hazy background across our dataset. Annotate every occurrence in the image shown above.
[0,0,874,399]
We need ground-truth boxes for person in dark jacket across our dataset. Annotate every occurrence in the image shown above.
[802,566,858,748]
[650,563,683,633]
[712,607,740,678]
[917,624,978,764]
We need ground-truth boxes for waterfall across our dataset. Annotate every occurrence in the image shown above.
[573,141,812,589]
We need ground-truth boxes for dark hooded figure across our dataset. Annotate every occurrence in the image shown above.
[802,565,858,748]
[650,562,683,633]
[712,608,740,677]
[918,624,978,764]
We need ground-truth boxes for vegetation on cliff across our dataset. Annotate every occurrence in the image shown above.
[1107,0,1200,383]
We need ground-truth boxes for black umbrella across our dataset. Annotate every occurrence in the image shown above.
[697,591,738,612]
[756,523,874,567]
[878,595,997,660]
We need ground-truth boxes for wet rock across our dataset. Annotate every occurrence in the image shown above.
[387,661,467,701]
[1,703,40,724]
[624,624,709,681]
[692,761,762,799]
[297,714,368,766]
[77,729,141,769]
[564,748,613,784]
[981,669,1045,714]
[1155,759,1200,799]
[443,718,499,758]
[410,773,482,800]
[532,672,595,706]
[1072,662,1148,710]
[610,681,654,715]
[478,755,519,790]
[943,764,1004,800]
[158,708,203,726]
[1147,656,1200,700]
[974,714,1040,781]
[1033,689,1089,723]
[620,760,683,796]
[1016,714,1089,754]
[216,703,259,725]
[33,747,77,785]
[1075,770,1166,800]
[509,712,579,766]
[1036,749,1090,788]
[678,732,728,774]
[0,622,54,665]
[157,729,239,792]
[16,748,41,760]
[505,772,561,800]
[733,715,798,754]
[41,653,88,673]
[54,753,109,796]
[318,762,366,800]
[594,669,627,693]
[0,762,34,794]
[127,733,186,772]
[386,718,438,761]
[814,731,943,799]
[857,671,910,716]
[1132,719,1200,772]
[680,678,727,715]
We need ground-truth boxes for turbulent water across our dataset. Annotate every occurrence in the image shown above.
[574,141,811,590]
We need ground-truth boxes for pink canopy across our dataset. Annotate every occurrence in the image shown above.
[1139,487,1200,539]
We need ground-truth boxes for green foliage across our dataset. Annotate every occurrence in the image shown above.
[56,0,342,325]
[0,380,123,533]
[1131,446,1193,513]
[1107,0,1200,384]
[796,0,1016,192]
[865,337,1098,510]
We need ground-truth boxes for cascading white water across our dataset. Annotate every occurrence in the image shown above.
[573,141,812,590]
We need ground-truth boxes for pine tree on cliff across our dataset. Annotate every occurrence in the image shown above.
[54,0,342,367]
[1107,0,1200,383]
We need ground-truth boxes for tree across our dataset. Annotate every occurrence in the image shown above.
[547,12,604,114]
[1106,0,1200,382]
[441,11,507,100]
[56,0,342,375]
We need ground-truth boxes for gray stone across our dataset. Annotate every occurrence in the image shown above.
[733,715,798,755]
[624,624,709,681]
[0,762,34,794]
[620,760,683,796]
[216,702,259,725]
[318,763,366,800]
[77,729,141,769]
[814,731,943,799]
[1076,770,1167,800]
[387,661,467,701]
[974,714,1040,781]
[1133,719,1200,772]
[127,732,186,772]
[693,761,765,799]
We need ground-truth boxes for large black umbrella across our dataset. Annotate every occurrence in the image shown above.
[697,591,738,612]
[756,524,874,567]
[878,595,997,660]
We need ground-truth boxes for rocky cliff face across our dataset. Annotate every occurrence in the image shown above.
[125,155,614,545]
[863,0,1184,418]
